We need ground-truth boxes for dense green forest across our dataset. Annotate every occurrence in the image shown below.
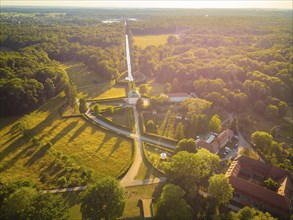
[0,8,292,169]
[128,11,292,170]
[0,12,126,115]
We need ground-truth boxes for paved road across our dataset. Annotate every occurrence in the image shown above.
[85,112,175,149]
[120,105,144,186]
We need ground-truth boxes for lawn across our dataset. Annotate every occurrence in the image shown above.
[143,142,173,173]
[62,183,164,220]
[143,112,176,139]
[122,183,164,219]
[103,107,133,130]
[0,94,133,188]
[134,34,173,49]
[145,79,165,95]
[96,86,126,99]
[61,61,126,99]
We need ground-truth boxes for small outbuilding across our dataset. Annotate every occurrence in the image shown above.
[127,90,141,105]
[167,93,190,103]
[160,152,167,160]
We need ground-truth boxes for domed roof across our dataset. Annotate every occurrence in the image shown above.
[128,90,141,98]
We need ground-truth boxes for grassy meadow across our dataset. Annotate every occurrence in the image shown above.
[134,34,173,49]
[103,107,133,130]
[0,94,133,188]
[62,62,126,99]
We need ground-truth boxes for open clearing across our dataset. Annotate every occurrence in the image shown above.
[134,34,173,49]
[0,94,133,188]
[62,61,126,99]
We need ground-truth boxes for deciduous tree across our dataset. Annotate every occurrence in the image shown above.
[208,174,234,214]
[208,114,222,133]
[156,184,192,220]
[174,138,197,154]
[80,176,125,220]
[163,150,220,192]
[79,98,87,113]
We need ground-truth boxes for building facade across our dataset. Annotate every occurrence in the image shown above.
[226,156,293,217]
[127,90,141,105]
[167,93,190,103]
[198,129,234,154]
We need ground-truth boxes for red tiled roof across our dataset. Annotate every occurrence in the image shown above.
[198,129,234,154]
[229,175,291,211]
[198,140,219,153]
[226,156,293,212]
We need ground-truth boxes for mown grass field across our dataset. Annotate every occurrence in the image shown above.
[134,34,173,49]
[0,94,133,188]
[103,107,132,130]
[61,62,126,99]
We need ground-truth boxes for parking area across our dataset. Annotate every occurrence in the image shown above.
[218,137,239,159]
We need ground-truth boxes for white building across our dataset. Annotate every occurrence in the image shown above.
[127,90,141,104]
[167,93,190,103]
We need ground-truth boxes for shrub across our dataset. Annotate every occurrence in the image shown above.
[56,176,67,187]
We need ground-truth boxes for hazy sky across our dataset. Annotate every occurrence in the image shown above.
[2,1,292,9]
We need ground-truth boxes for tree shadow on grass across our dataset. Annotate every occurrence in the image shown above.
[41,159,64,176]
[68,122,88,143]
[96,133,112,153]
[107,139,122,158]
[1,132,21,147]
[0,142,37,172]
[61,191,83,207]
[0,135,28,161]
[50,121,78,145]
[25,142,52,167]
[38,122,61,141]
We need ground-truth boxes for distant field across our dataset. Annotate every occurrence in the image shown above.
[96,86,126,99]
[62,61,126,99]
[0,94,133,188]
[134,34,173,49]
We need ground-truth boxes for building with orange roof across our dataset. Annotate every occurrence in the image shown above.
[198,129,234,154]
[226,155,293,217]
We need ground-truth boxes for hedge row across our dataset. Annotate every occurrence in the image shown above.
[128,107,136,133]
[86,97,126,102]
[139,113,178,146]
[143,141,174,153]
[142,142,165,175]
